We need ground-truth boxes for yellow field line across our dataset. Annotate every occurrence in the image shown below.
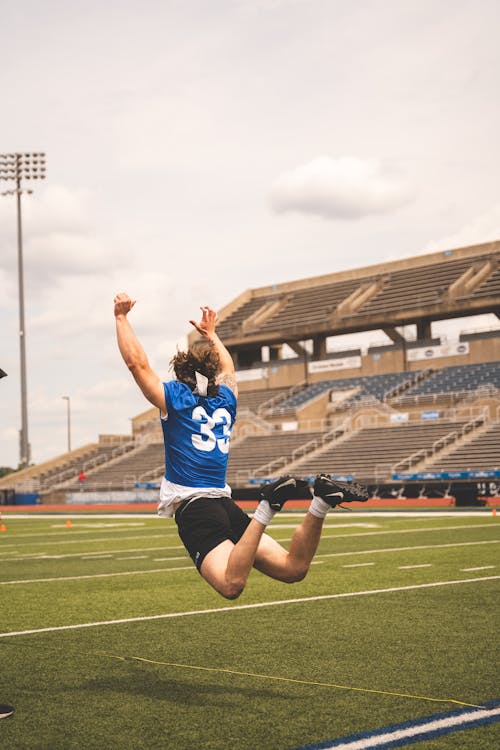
[98,652,485,710]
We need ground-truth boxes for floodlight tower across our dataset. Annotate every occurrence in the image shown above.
[0,152,47,467]
[62,396,71,453]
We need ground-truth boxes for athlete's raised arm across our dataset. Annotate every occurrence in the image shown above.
[189,305,238,398]
[114,292,167,413]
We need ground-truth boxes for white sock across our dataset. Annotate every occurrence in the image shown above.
[253,500,276,526]
[308,494,331,519]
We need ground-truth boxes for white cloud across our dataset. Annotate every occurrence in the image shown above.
[0,184,129,282]
[0,185,88,245]
[270,156,416,220]
[423,203,500,253]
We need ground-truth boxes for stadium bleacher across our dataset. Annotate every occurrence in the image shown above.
[426,421,500,473]
[461,261,500,300]
[238,386,291,413]
[217,295,280,339]
[404,361,500,396]
[2,243,499,501]
[349,256,479,317]
[250,278,362,333]
[227,431,324,484]
[290,421,470,484]
[60,443,165,490]
[270,371,421,414]
[215,244,500,344]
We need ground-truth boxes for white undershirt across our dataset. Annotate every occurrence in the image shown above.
[157,476,232,518]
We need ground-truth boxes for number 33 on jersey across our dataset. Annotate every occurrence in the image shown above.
[191,405,232,453]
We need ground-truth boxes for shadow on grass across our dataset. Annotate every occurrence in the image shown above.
[70,663,299,709]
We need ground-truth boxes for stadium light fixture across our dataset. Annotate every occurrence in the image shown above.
[0,152,47,467]
[62,396,71,453]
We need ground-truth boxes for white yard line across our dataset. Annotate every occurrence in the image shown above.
[0,514,160,520]
[342,562,376,568]
[0,566,193,586]
[0,544,184,561]
[399,564,433,570]
[0,533,174,551]
[271,523,380,530]
[280,523,499,542]
[0,576,498,638]
[316,539,500,559]
[460,565,496,572]
[276,511,497,518]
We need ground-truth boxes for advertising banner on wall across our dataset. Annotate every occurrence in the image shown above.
[392,469,500,481]
[308,356,362,374]
[406,342,469,362]
[390,412,409,423]
[236,367,269,382]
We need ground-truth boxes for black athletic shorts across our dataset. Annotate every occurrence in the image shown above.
[174,496,251,571]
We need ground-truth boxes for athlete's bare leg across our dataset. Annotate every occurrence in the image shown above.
[199,512,323,598]
[200,518,267,599]
[200,476,368,599]
[253,511,324,582]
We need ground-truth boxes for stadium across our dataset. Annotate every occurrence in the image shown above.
[1,241,499,749]
[1,240,499,508]
[1,3,500,749]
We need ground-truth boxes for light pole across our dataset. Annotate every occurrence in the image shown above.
[62,397,71,453]
[1,152,46,467]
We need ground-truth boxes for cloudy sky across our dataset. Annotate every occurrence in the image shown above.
[1,0,499,469]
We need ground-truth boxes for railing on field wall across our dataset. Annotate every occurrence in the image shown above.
[138,464,164,482]
[233,417,334,438]
[374,464,394,483]
[390,410,489,475]
[353,404,489,430]
[257,381,306,416]
[390,383,499,407]
[47,440,138,489]
[236,409,274,436]
[382,367,435,402]
[230,417,354,486]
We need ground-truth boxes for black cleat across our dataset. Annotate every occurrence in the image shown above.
[259,475,312,511]
[313,474,369,507]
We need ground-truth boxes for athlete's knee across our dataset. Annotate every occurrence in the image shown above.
[283,563,309,584]
[220,580,245,600]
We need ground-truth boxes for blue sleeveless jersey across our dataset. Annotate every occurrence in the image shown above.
[161,380,237,488]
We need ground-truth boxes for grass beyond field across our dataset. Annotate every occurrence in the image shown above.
[0,511,499,750]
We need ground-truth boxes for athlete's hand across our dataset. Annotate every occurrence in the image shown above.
[190,305,218,339]
[114,292,136,317]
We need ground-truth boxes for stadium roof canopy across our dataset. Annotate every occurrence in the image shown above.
[191,241,500,356]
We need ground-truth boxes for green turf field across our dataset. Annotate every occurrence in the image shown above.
[0,511,499,749]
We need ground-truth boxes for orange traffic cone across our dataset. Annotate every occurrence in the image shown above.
[65,519,72,528]
[493,508,497,518]
[0,523,6,533]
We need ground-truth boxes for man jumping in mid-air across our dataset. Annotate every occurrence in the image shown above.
[115,293,368,599]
